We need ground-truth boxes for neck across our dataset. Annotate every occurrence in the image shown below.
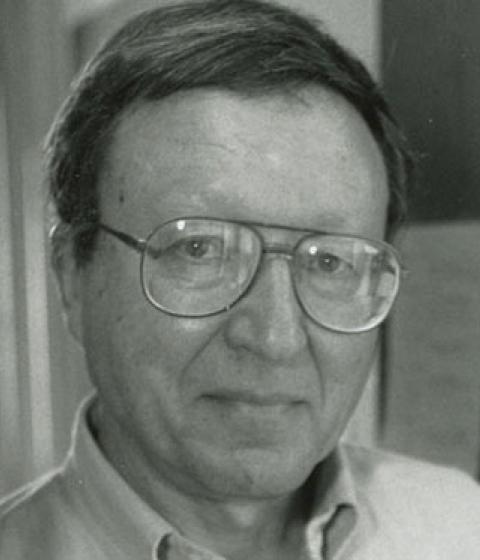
[160,491,308,560]
[91,405,312,560]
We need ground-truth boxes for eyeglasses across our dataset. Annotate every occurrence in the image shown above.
[98,217,402,333]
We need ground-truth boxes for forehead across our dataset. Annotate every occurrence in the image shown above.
[99,87,388,236]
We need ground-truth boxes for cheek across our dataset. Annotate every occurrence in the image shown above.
[311,330,378,415]
[81,264,223,397]
[305,330,378,456]
[333,331,378,380]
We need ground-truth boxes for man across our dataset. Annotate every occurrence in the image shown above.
[1,0,479,558]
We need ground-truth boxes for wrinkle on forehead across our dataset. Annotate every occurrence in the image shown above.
[105,86,383,175]
[169,138,239,155]
[99,88,387,237]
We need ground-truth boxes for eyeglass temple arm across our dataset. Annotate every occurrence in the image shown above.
[98,223,146,253]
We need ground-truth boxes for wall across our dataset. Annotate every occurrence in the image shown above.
[381,1,480,475]
[382,1,480,221]
[0,0,76,494]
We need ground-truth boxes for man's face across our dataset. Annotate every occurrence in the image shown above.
[69,88,388,499]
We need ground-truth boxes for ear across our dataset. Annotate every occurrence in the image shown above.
[51,235,85,346]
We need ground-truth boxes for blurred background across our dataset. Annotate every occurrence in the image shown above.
[0,0,479,495]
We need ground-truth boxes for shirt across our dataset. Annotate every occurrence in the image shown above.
[1,395,480,559]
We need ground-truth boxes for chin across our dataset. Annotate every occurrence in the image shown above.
[191,444,319,500]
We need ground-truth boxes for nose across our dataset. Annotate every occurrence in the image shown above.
[224,254,309,361]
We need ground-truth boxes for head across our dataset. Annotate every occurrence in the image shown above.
[48,0,412,501]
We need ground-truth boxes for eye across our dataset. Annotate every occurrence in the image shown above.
[306,250,352,274]
[316,252,344,272]
[167,236,224,261]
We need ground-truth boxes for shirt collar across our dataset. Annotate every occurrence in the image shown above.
[306,447,359,559]
[63,394,172,558]
[63,394,359,560]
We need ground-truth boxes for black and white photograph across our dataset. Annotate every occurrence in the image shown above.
[1,1,479,558]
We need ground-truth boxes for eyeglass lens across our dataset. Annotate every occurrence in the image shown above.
[141,219,400,332]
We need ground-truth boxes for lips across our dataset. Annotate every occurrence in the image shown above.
[203,390,305,407]
[199,390,307,444]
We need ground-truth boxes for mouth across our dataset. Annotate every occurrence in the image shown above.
[203,390,305,408]
[199,391,308,444]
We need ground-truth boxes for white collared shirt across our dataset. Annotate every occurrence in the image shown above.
[1,395,480,559]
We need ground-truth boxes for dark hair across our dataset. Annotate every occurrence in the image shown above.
[47,0,413,266]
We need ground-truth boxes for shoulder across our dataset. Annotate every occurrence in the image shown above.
[0,469,61,517]
[343,443,479,491]
[0,468,91,559]
[342,444,480,551]
[342,443,480,510]
[0,470,62,553]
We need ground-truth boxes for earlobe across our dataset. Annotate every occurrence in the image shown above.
[52,239,85,346]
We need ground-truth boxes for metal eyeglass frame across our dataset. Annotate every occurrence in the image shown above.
[97,217,403,333]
